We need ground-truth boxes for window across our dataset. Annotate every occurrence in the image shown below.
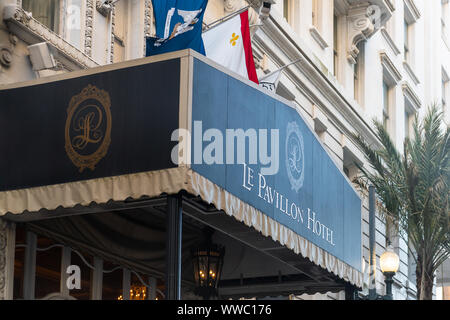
[333,14,339,77]
[311,0,323,32]
[312,0,319,28]
[283,0,290,23]
[442,0,449,45]
[405,111,411,139]
[403,1,420,66]
[443,69,450,117]
[35,237,62,299]
[65,0,82,48]
[383,81,390,130]
[354,42,365,106]
[22,0,61,33]
[102,261,123,300]
[443,80,447,110]
[404,19,410,63]
[113,0,129,63]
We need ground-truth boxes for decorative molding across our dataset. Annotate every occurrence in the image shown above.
[309,26,329,50]
[380,27,400,56]
[0,219,6,300]
[402,81,421,113]
[380,51,402,85]
[226,1,260,34]
[312,105,329,133]
[347,5,375,64]
[345,1,395,64]
[403,61,420,85]
[443,66,450,83]
[96,0,113,17]
[3,5,98,70]
[403,0,421,24]
[0,33,18,73]
[110,5,115,63]
[85,0,94,58]
[224,0,245,13]
[144,0,154,56]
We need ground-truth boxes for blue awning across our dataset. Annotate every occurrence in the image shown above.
[0,50,363,288]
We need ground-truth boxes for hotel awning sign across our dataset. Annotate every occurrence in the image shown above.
[0,50,363,288]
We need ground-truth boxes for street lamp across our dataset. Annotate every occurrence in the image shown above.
[353,247,400,300]
[379,247,400,300]
[192,228,225,300]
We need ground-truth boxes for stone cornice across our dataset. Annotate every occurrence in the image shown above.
[380,27,400,56]
[380,51,402,85]
[309,26,329,50]
[402,81,421,113]
[403,61,420,85]
[3,4,98,70]
[403,0,421,24]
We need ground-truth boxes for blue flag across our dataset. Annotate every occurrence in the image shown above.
[146,0,208,56]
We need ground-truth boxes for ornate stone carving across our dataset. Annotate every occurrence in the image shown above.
[144,0,154,56]
[246,0,262,8]
[224,0,260,34]
[110,5,115,63]
[347,4,375,64]
[4,5,97,69]
[96,0,113,17]
[85,0,94,57]
[0,33,18,73]
[224,0,245,12]
[0,219,7,300]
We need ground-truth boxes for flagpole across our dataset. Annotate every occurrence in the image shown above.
[202,5,251,32]
[259,58,302,81]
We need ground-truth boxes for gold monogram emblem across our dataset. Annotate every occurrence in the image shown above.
[65,85,112,172]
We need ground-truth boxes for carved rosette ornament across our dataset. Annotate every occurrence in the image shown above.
[347,5,375,64]
[0,219,7,300]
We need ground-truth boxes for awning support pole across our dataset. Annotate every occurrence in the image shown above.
[166,193,183,300]
[60,246,71,296]
[23,231,37,300]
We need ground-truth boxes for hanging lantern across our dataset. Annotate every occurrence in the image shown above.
[192,229,225,299]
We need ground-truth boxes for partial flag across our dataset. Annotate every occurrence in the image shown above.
[259,58,302,93]
[259,69,282,92]
[146,0,208,56]
[202,10,259,84]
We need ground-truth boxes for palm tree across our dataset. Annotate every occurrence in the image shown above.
[353,105,449,300]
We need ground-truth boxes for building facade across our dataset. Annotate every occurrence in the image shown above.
[0,0,448,300]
